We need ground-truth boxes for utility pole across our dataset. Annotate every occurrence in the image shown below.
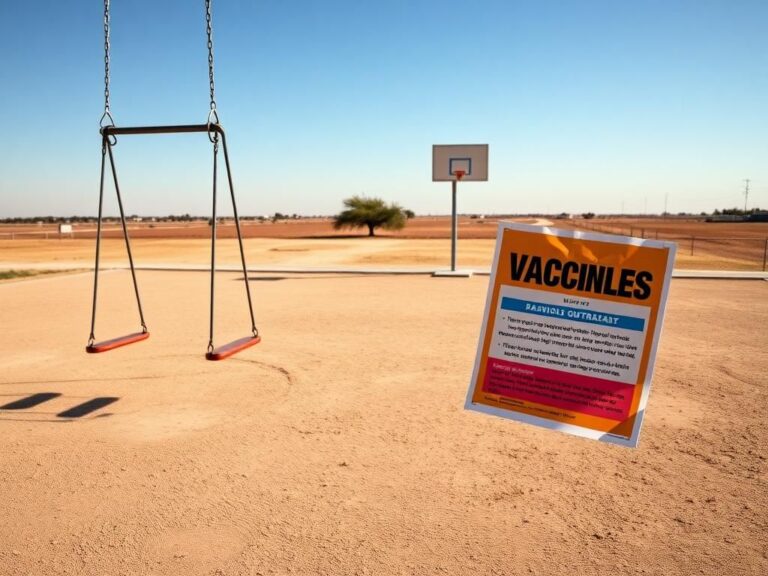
[744,179,750,213]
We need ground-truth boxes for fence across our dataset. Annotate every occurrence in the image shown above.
[577,221,768,271]
[0,231,75,240]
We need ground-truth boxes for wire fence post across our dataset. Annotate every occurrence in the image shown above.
[690,236,695,256]
[763,238,767,271]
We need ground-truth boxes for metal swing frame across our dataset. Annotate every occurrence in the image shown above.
[86,0,260,360]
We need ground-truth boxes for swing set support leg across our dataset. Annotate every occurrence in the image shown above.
[86,1,258,359]
[86,134,150,354]
[205,130,260,361]
[85,124,260,359]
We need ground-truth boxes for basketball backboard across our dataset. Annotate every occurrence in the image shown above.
[432,144,489,182]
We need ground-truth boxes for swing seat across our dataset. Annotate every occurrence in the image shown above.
[86,331,150,353]
[206,335,261,361]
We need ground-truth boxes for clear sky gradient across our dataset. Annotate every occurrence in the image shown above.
[1,0,766,217]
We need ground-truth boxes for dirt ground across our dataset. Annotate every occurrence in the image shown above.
[2,216,766,270]
[3,216,767,241]
[0,269,766,575]
[0,237,496,270]
[0,236,762,272]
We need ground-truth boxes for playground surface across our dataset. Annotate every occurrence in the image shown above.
[0,268,766,575]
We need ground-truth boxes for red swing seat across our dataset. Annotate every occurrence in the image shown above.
[86,331,150,353]
[206,335,261,361]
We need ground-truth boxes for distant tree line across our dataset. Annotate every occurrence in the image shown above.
[0,213,327,224]
[712,207,764,216]
[0,215,98,224]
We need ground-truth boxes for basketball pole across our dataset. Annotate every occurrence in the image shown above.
[432,145,487,277]
[451,178,458,271]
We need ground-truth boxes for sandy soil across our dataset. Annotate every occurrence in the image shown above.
[0,237,497,269]
[0,270,766,575]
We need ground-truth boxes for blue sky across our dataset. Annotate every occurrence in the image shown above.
[1,0,766,217]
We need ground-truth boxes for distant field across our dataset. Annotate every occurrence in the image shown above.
[1,216,766,270]
[0,216,504,240]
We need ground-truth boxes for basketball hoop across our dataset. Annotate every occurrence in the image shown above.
[432,145,489,274]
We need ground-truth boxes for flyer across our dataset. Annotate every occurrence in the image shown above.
[466,222,676,447]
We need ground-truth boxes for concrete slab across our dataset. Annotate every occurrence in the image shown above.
[432,269,474,278]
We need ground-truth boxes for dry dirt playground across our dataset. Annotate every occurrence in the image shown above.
[0,265,766,575]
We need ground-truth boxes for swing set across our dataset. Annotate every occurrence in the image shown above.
[86,0,260,361]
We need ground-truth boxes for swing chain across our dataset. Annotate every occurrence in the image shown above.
[99,0,116,147]
[101,0,113,124]
[207,108,220,144]
[205,0,217,114]
[205,0,220,143]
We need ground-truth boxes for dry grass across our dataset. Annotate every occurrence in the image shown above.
[0,268,72,281]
